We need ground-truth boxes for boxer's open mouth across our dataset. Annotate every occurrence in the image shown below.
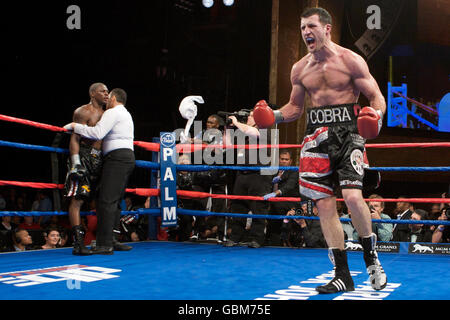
[306,37,315,45]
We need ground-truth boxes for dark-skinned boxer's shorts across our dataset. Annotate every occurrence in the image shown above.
[64,144,103,200]
[299,103,369,200]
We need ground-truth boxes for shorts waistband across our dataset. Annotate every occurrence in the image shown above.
[306,103,360,128]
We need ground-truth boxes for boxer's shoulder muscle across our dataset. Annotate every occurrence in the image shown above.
[73,103,103,126]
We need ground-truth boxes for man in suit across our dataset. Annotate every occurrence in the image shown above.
[263,149,300,246]
[392,197,413,242]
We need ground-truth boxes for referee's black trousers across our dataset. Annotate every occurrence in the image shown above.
[96,148,135,247]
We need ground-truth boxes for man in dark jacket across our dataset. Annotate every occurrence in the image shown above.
[264,149,300,246]
[395,209,432,243]
[392,197,414,242]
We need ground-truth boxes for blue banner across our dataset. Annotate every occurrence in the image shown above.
[159,132,178,227]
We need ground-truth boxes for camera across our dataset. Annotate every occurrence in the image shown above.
[217,109,252,126]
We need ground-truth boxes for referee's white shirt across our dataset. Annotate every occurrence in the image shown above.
[74,104,134,155]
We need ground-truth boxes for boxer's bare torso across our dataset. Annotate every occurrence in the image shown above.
[293,45,361,107]
[279,14,385,122]
[72,104,104,150]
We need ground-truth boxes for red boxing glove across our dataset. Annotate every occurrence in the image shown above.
[253,100,283,129]
[357,107,383,139]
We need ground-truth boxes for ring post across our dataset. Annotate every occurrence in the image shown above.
[160,132,178,227]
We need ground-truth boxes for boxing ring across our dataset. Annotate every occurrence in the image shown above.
[1,111,450,301]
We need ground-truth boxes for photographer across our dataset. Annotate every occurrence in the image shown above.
[222,111,272,248]
[280,204,326,248]
[432,206,450,243]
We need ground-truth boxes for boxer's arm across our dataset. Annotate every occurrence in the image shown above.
[68,107,89,178]
[350,54,386,115]
[278,63,306,122]
[68,107,87,156]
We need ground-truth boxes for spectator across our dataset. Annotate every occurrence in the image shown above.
[407,209,432,243]
[432,206,450,243]
[353,194,392,242]
[264,149,300,246]
[429,203,442,221]
[11,228,33,252]
[0,216,18,232]
[5,188,18,211]
[35,190,53,225]
[187,114,227,241]
[18,216,41,231]
[392,197,414,242]
[15,196,26,212]
[192,114,224,145]
[41,227,61,249]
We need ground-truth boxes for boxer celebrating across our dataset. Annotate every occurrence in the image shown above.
[253,7,387,293]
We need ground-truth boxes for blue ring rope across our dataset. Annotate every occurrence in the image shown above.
[2,139,449,172]
[1,208,449,226]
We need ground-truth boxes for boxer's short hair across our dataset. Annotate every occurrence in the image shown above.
[301,7,332,25]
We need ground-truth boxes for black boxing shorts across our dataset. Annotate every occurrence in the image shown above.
[64,144,103,200]
[299,103,370,200]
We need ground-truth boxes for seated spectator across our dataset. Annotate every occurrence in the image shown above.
[11,228,33,252]
[432,206,450,243]
[407,209,432,243]
[18,216,41,230]
[353,194,393,242]
[41,227,61,249]
[0,216,18,232]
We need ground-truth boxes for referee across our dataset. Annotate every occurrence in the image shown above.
[65,88,135,254]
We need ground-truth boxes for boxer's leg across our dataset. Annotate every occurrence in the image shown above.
[315,197,354,293]
[341,188,372,237]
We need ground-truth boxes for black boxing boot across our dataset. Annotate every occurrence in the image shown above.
[361,233,387,290]
[316,248,355,294]
[72,225,92,256]
[112,229,132,251]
